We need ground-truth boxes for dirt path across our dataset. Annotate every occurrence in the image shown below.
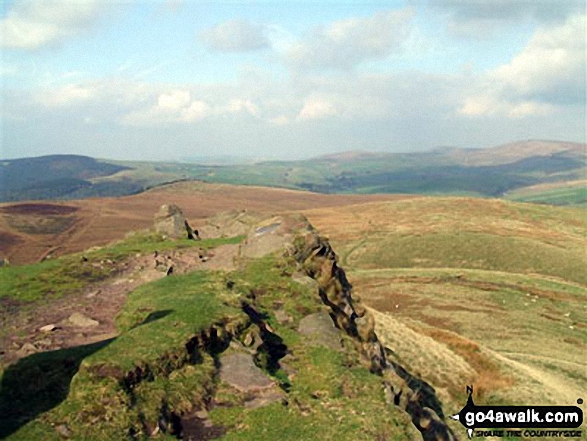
[0,244,240,366]
[489,349,581,404]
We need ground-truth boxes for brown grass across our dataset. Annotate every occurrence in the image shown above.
[0,203,79,215]
[0,181,413,264]
[417,327,515,398]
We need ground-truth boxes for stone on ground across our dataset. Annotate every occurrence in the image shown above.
[154,204,188,239]
[219,352,273,392]
[68,312,99,328]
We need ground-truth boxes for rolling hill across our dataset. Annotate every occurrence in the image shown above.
[0,195,584,440]
[0,155,139,202]
[2,140,585,206]
[0,181,412,265]
[302,197,587,413]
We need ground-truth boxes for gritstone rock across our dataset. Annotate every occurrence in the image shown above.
[68,312,99,328]
[154,204,189,239]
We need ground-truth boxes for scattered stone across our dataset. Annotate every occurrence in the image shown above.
[55,424,72,438]
[185,220,200,241]
[85,290,101,299]
[194,409,209,420]
[39,324,58,332]
[243,331,255,347]
[68,312,99,328]
[219,352,274,392]
[275,309,293,325]
[36,338,52,347]
[16,342,37,356]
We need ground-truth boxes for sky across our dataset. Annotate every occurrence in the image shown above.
[0,0,585,161]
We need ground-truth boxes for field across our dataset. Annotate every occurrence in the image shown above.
[505,180,587,207]
[0,181,412,265]
[2,141,585,207]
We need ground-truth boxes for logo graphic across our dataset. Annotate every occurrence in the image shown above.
[451,386,583,439]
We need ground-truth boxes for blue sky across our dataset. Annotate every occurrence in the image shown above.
[1,0,585,161]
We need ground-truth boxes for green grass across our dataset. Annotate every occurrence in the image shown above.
[0,232,244,303]
[210,341,414,441]
[2,251,418,440]
[345,232,587,285]
[2,268,243,440]
[349,266,587,406]
[507,185,587,207]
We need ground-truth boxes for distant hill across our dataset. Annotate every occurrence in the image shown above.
[0,155,139,202]
[2,140,585,205]
[436,140,584,166]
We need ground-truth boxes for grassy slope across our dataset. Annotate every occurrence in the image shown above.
[107,151,584,199]
[0,232,243,303]
[304,197,587,412]
[305,197,587,284]
[505,180,587,207]
[1,247,414,440]
[7,141,581,205]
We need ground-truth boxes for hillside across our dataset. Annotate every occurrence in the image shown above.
[0,181,411,265]
[0,212,452,440]
[2,140,585,206]
[96,140,587,201]
[303,198,587,411]
[0,155,137,202]
[0,196,585,440]
[505,179,587,207]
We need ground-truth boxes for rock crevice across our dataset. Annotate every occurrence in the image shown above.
[291,228,458,441]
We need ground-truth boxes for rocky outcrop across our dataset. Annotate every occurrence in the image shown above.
[154,204,197,239]
[291,226,458,441]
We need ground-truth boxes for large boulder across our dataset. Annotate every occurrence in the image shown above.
[154,204,188,239]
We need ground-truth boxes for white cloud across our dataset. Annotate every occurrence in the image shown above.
[38,83,96,106]
[269,115,290,125]
[0,0,107,50]
[493,14,585,102]
[287,8,414,70]
[297,97,340,120]
[459,14,586,117]
[459,95,557,118]
[120,90,259,126]
[200,19,269,52]
[157,90,191,111]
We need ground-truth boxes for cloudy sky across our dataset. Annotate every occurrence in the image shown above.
[1,0,585,161]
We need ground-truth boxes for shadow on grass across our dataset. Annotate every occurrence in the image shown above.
[0,309,173,439]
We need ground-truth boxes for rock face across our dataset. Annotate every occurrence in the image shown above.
[291,226,457,441]
[154,204,188,239]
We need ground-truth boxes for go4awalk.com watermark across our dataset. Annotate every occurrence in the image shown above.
[451,386,584,439]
